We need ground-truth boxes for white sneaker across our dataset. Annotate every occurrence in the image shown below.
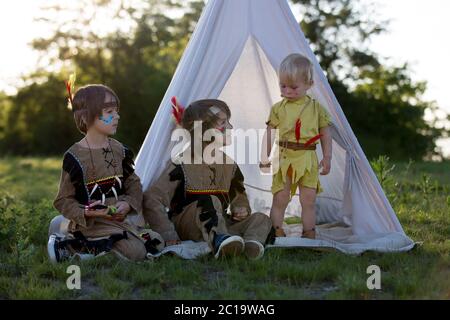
[244,240,265,260]
[47,234,72,263]
[72,252,96,261]
[213,234,245,259]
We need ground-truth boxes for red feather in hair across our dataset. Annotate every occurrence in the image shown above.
[171,96,185,125]
[65,72,76,109]
[304,134,322,147]
[295,119,301,143]
[65,80,74,107]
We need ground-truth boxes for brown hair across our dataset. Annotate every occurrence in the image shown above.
[179,99,231,158]
[181,99,231,133]
[71,84,120,134]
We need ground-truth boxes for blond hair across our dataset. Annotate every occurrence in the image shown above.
[279,53,314,85]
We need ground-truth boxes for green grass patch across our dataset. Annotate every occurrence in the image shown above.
[0,156,449,299]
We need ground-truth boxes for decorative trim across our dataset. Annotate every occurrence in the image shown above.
[186,189,229,194]
[66,150,90,203]
[87,175,123,185]
[180,163,189,197]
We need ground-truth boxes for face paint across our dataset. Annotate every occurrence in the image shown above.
[216,119,232,132]
[99,115,114,125]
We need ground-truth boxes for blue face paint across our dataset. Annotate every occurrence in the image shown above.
[99,115,114,125]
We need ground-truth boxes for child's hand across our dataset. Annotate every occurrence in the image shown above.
[84,200,113,220]
[116,201,131,214]
[319,157,331,175]
[259,161,272,175]
[231,207,250,222]
[114,201,131,222]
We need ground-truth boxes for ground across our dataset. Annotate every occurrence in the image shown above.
[0,156,449,299]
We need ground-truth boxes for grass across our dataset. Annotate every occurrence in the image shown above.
[0,156,449,299]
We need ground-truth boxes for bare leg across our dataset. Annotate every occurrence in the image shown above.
[299,186,317,239]
[270,175,292,235]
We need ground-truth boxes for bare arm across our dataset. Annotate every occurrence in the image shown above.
[319,126,332,175]
[260,125,276,166]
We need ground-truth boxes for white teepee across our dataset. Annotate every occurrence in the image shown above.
[135,0,415,254]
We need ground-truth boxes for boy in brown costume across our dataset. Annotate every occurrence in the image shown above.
[143,99,274,259]
[49,84,163,262]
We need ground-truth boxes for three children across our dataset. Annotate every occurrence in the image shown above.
[50,52,332,262]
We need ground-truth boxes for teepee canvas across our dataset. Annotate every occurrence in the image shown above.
[135,0,415,254]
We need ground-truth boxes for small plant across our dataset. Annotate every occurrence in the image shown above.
[371,156,397,201]
[371,156,395,187]
[419,174,433,195]
[0,193,18,250]
[0,192,39,276]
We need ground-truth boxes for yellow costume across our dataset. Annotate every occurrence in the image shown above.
[266,95,332,196]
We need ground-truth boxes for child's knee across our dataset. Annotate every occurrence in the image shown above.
[48,215,70,237]
[301,185,317,197]
[251,212,272,227]
[300,193,316,208]
[113,238,147,261]
[254,213,273,235]
[273,190,290,207]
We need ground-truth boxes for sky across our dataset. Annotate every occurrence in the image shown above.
[0,0,449,155]
[0,1,47,93]
[367,0,450,116]
[354,0,450,156]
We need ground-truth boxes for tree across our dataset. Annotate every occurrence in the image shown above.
[0,74,80,155]
[0,93,12,149]
[347,65,441,159]
[290,0,444,159]
[291,0,384,81]
[0,0,446,159]
[1,0,203,155]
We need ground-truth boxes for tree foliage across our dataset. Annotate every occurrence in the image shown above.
[0,0,445,160]
[291,0,443,159]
